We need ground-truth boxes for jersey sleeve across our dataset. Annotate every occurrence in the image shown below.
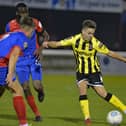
[33,18,43,32]
[14,37,26,56]
[5,23,10,32]
[60,36,74,46]
[16,39,24,50]
[93,37,110,54]
[12,33,26,51]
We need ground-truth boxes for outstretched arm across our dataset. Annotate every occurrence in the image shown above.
[107,51,126,63]
[43,41,62,48]
[95,40,126,63]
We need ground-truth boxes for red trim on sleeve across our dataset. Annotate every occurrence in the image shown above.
[9,19,20,32]
[0,46,22,67]
[33,18,43,32]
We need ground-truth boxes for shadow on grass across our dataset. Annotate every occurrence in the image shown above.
[92,119,126,126]
[0,114,17,120]
[0,114,126,126]
[46,116,83,123]
[0,124,22,126]
[0,114,33,121]
[46,116,126,125]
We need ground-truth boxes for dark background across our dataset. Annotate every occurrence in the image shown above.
[0,5,125,50]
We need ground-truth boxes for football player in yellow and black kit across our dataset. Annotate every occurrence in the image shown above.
[43,19,126,126]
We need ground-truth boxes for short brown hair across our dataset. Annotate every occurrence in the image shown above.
[19,16,35,28]
[82,19,96,29]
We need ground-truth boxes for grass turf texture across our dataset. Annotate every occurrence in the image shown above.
[0,74,126,126]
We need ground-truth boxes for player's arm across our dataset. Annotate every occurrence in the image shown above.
[43,36,73,48]
[35,18,50,46]
[42,29,50,41]
[37,29,49,50]
[8,46,21,73]
[43,41,62,48]
[34,29,50,60]
[34,19,50,59]
[36,29,49,46]
[95,39,126,63]
[6,46,21,86]
[107,51,126,63]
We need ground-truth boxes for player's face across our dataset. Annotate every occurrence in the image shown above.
[16,7,28,17]
[81,27,95,41]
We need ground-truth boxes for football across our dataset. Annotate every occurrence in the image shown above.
[107,110,123,125]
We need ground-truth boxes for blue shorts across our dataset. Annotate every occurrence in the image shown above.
[0,67,8,85]
[0,67,16,86]
[16,57,42,84]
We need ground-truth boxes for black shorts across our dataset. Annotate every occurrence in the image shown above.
[76,72,103,86]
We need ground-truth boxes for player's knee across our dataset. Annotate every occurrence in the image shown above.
[9,80,23,95]
[33,80,41,85]
[33,80,42,89]
[95,89,107,98]
[22,81,30,89]
[23,86,32,97]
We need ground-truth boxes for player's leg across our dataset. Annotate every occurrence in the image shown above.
[0,67,7,97]
[16,66,41,121]
[0,86,5,97]
[0,67,28,126]
[94,86,126,113]
[16,66,32,97]
[90,73,126,113]
[22,80,41,121]
[32,80,45,102]
[31,63,45,102]
[7,78,28,126]
[76,72,91,125]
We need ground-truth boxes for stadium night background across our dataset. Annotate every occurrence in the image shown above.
[0,0,126,126]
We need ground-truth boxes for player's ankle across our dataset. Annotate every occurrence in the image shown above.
[20,123,28,126]
[123,110,126,114]
[84,118,91,126]
[122,106,126,114]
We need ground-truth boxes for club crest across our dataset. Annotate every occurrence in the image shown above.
[24,42,28,48]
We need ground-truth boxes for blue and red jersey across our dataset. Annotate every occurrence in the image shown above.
[6,18,43,33]
[5,18,44,84]
[5,18,44,67]
[5,18,43,50]
[0,32,28,67]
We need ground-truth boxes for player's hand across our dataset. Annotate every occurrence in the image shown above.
[34,49,41,61]
[42,41,49,48]
[6,73,14,87]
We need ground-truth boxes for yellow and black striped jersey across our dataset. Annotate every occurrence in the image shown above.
[60,33,110,74]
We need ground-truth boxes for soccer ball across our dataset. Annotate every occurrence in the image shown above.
[107,110,123,125]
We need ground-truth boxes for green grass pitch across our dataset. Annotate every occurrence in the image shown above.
[0,74,126,126]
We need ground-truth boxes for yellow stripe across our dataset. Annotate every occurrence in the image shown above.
[79,57,82,73]
[95,57,100,72]
[91,56,95,73]
[85,57,88,74]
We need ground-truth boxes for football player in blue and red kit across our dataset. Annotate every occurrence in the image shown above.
[5,2,49,121]
[0,16,35,126]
